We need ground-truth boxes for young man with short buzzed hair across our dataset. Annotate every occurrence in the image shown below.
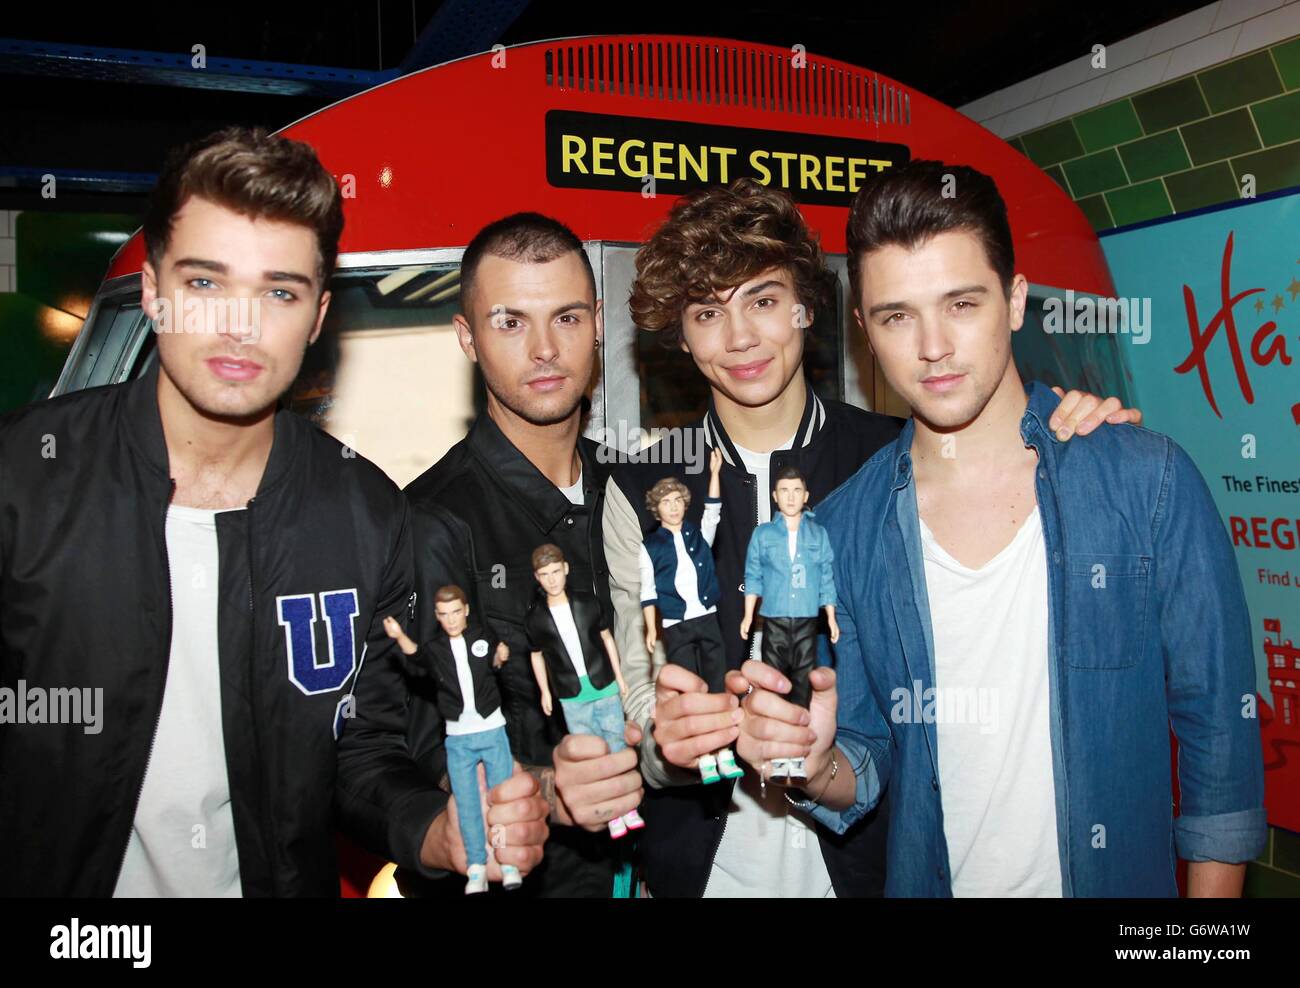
[400,213,645,896]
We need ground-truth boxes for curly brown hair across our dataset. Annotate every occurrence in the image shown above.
[629,178,835,348]
[645,477,691,519]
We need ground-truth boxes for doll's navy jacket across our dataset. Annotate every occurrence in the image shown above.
[804,381,1267,896]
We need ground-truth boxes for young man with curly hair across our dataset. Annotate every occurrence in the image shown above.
[575,177,1141,898]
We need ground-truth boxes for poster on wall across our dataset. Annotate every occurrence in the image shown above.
[1099,187,1299,834]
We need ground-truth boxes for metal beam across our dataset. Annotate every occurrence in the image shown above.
[398,0,533,74]
[0,37,395,98]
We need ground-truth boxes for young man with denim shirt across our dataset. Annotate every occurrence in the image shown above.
[740,465,839,780]
[732,160,1267,896]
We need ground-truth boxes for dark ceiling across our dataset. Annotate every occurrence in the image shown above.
[0,0,1212,212]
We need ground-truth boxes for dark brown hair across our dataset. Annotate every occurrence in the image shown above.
[774,465,807,487]
[142,126,344,287]
[846,160,1014,305]
[629,178,835,347]
[460,212,596,318]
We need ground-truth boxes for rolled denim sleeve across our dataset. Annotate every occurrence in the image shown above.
[817,527,836,609]
[1156,440,1267,863]
[1175,807,1268,863]
[797,734,886,834]
[743,525,765,600]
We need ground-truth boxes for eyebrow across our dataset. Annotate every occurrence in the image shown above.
[740,279,786,298]
[687,278,787,310]
[491,301,593,320]
[172,257,314,288]
[867,284,989,317]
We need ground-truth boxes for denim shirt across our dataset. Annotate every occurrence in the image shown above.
[743,511,836,619]
[803,381,1266,897]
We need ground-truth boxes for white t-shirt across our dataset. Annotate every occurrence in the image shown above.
[444,634,507,737]
[919,506,1062,897]
[558,468,584,506]
[114,505,242,898]
[549,602,589,681]
[701,433,834,898]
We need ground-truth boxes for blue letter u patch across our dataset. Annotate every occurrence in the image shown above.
[277,589,360,695]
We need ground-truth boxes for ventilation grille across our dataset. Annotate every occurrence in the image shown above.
[544,41,911,125]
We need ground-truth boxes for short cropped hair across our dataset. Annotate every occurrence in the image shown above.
[434,585,468,606]
[773,465,807,488]
[531,543,566,571]
[460,212,596,317]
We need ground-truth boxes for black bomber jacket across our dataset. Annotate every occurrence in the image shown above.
[0,362,446,896]
[400,412,624,898]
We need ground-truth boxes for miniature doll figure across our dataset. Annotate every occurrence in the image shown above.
[525,543,644,839]
[383,584,520,894]
[741,465,840,780]
[639,448,742,785]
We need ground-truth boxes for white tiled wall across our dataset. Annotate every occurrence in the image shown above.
[958,0,1300,137]
[0,209,17,293]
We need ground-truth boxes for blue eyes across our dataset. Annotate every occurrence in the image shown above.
[185,279,297,302]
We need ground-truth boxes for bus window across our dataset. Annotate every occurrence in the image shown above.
[1012,288,1134,406]
[291,261,474,488]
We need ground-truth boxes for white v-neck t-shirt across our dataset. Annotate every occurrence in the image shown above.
[919,506,1062,897]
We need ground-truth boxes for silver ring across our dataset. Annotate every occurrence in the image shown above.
[745,684,754,698]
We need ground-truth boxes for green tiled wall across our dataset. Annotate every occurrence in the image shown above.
[1009,36,1300,230]
[1008,36,1300,898]
[1248,826,1300,899]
